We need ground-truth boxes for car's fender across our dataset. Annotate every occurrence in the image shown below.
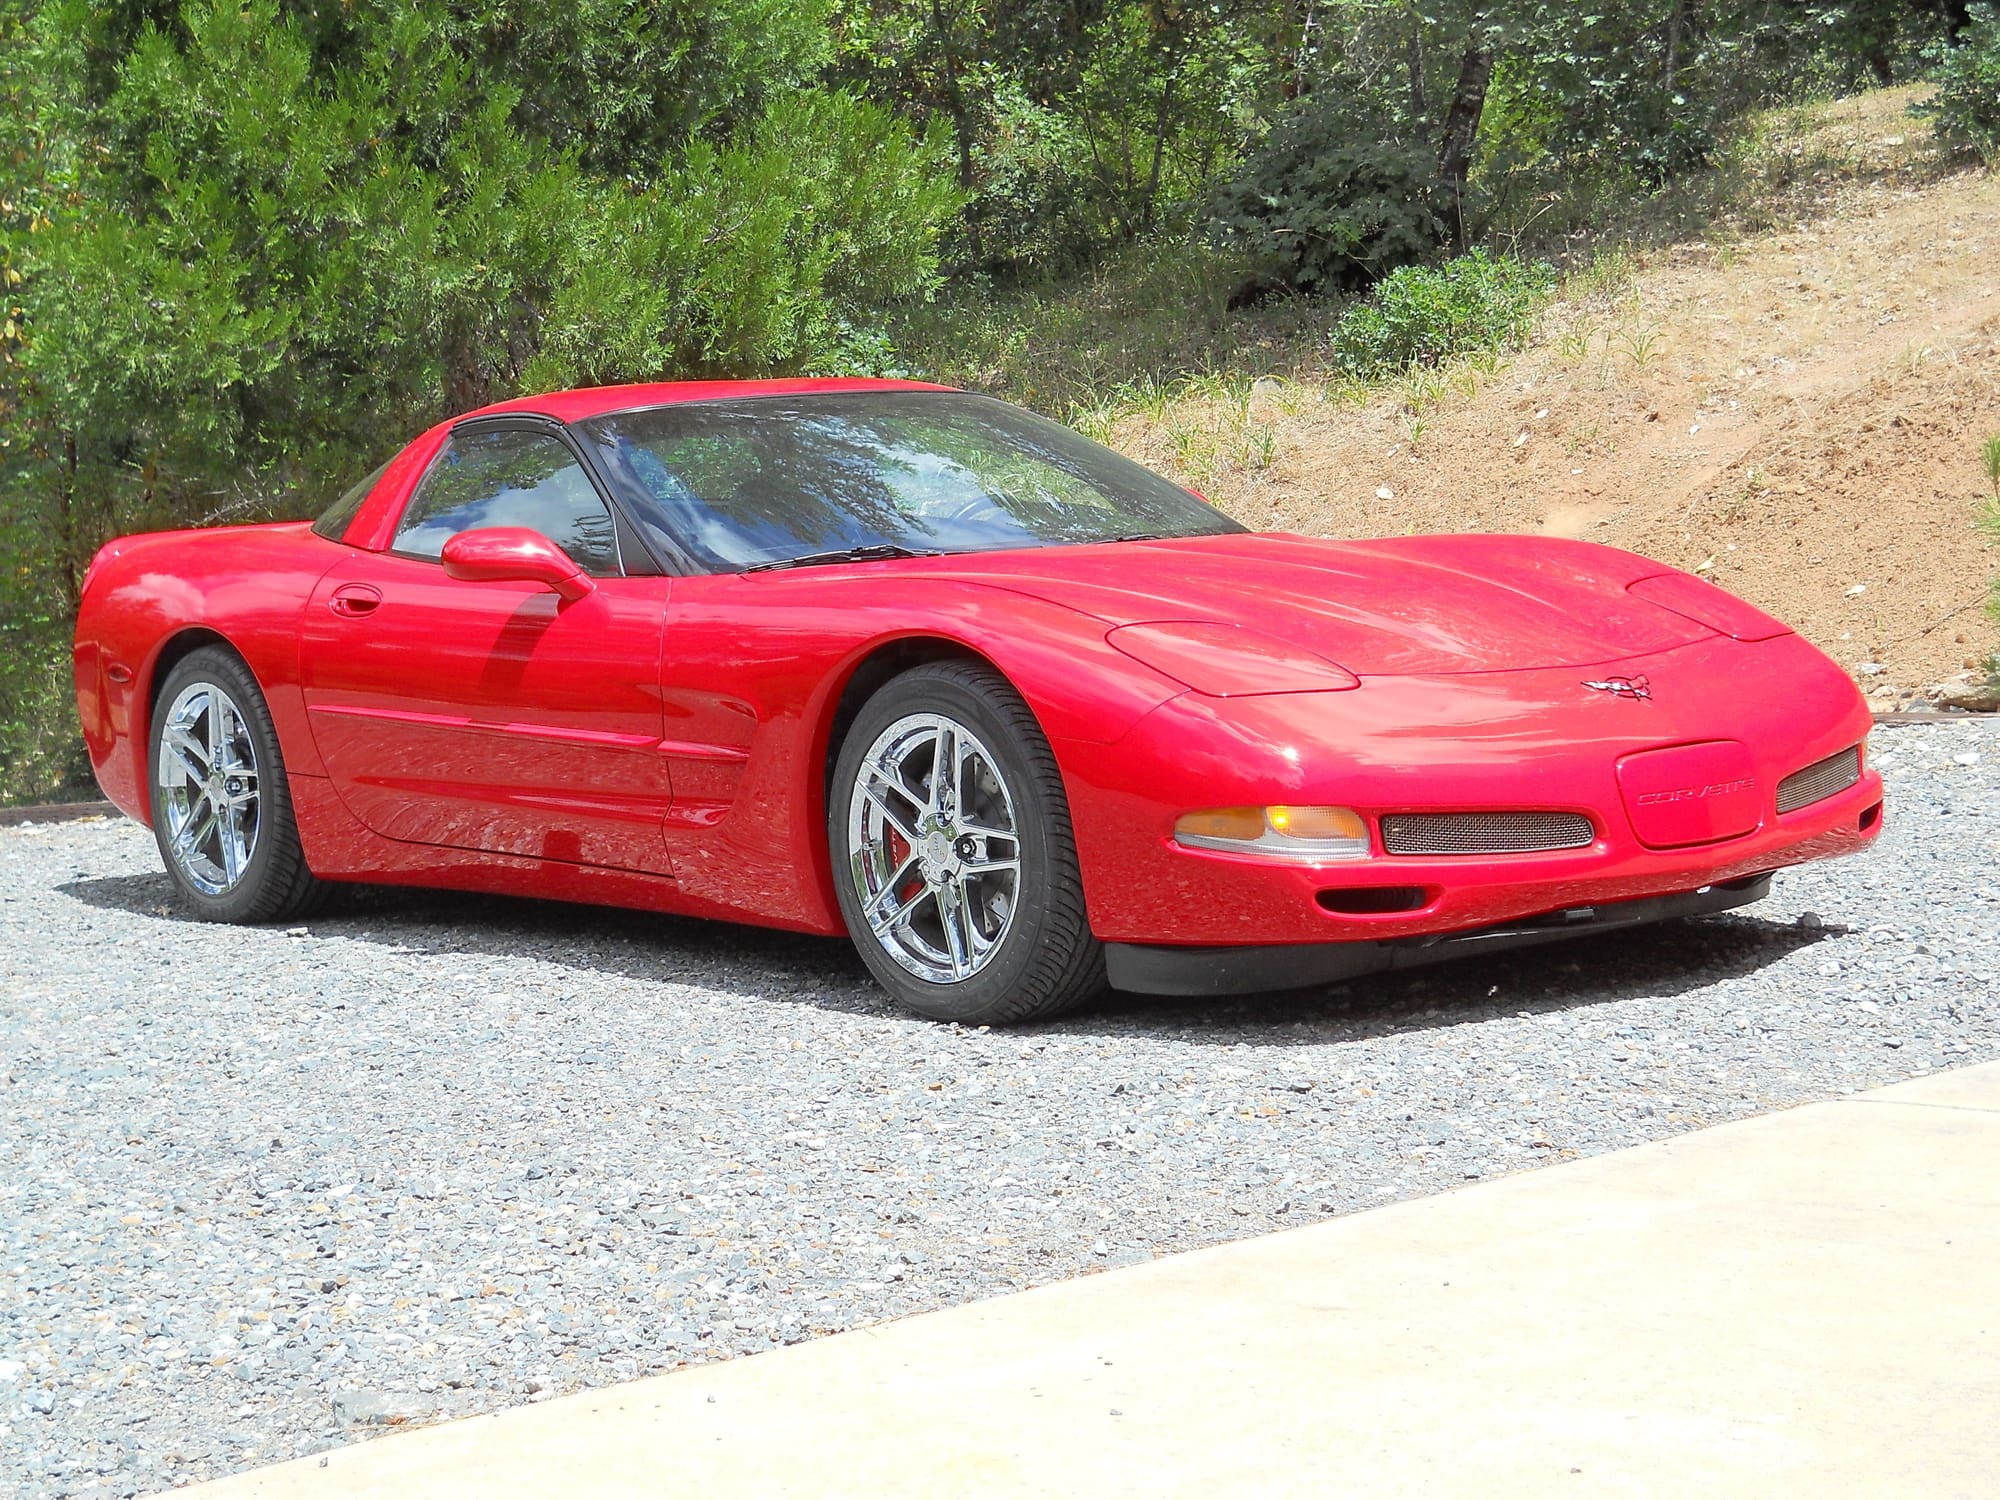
[73,523,346,821]
[643,569,1188,933]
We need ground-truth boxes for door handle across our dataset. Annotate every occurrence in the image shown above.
[329,584,383,618]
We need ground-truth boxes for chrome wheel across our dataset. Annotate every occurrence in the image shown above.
[156,681,261,896]
[847,712,1022,984]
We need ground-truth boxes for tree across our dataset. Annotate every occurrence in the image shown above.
[0,0,960,595]
[835,0,1284,270]
[1433,29,1498,250]
[0,0,961,799]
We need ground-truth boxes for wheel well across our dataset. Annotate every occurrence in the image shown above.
[146,628,236,718]
[127,628,236,822]
[809,637,1015,925]
[820,637,1001,807]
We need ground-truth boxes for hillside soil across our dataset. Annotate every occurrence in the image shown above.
[1108,90,2000,702]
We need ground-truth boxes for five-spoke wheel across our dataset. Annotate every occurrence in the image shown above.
[148,646,326,923]
[848,712,1022,985]
[156,680,262,895]
[830,661,1104,1024]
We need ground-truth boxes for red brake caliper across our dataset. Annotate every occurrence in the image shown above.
[888,827,922,901]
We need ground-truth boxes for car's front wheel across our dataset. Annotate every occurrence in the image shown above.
[148,646,327,923]
[829,662,1105,1024]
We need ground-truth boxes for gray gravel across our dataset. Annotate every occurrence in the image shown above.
[3,718,1996,1497]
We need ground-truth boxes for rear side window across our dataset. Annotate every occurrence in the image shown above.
[394,428,621,575]
[311,460,391,543]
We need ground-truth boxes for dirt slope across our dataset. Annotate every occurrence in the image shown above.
[1111,91,2000,699]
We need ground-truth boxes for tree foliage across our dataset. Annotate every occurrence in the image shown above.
[835,0,1283,270]
[1199,0,1977,295]
[1206,91,1444,294]
[0,0,962,800]
[2,0,958,583]
[1922,3,2000,158]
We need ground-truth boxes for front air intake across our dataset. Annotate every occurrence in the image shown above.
[1776,745,1861,814]
[1380,812,1595,856]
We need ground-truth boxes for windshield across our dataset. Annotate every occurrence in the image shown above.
[574,392,1243,573]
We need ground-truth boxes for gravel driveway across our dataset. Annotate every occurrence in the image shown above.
[3,718,1995,1498]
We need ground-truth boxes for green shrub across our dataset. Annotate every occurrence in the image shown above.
[1923,8,2000,161]
[1982,435,2000,638]
[1204,90,1444,297]
[0,534,95,805]
[1332,251,1556,378]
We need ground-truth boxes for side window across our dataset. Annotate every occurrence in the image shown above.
[312,458,391,543]
[394,428,621,575]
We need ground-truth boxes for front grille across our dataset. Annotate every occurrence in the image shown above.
[1380,811,1595,856]
[1776,745,1861,814]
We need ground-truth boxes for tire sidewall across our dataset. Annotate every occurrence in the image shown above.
[830,669,1071,1023]
[147,647,295,923]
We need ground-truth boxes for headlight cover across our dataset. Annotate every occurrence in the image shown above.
[1627,572,1791,642]
[1174,805,1371,860]
[1107,621,1360,696]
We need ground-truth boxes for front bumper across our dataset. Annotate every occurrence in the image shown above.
[1056,631,1882,950]
[1106,874,1772,995]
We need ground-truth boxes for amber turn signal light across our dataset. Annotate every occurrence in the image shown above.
[1174,805,1370,860]
[1174,806,1267,842]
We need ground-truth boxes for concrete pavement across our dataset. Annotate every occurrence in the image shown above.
[180,1062,2000,1498]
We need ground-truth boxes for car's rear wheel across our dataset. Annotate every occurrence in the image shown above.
[829,662,1105,1024]
[148,646,327,923]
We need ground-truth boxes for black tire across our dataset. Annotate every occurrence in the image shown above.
[147,645,329,923]
[829,660,1106,1025]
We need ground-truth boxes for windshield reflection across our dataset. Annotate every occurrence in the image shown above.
[578,392,1243,573]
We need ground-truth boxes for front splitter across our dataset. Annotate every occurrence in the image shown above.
[1104,874,1774,997]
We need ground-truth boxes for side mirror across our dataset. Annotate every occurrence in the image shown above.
[440,527,596,603]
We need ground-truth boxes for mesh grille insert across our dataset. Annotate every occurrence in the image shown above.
[1776,745,1861,814]
[1380,812,1595,856]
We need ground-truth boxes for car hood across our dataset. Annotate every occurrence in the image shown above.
[932,532,1716,676]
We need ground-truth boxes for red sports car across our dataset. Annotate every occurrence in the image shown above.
[73,379,1882,1023]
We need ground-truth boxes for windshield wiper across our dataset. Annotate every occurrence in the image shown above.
[742,543,944,574]
[1104,531,1166,543]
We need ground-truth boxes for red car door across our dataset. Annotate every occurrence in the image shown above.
[299,421,675,874]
